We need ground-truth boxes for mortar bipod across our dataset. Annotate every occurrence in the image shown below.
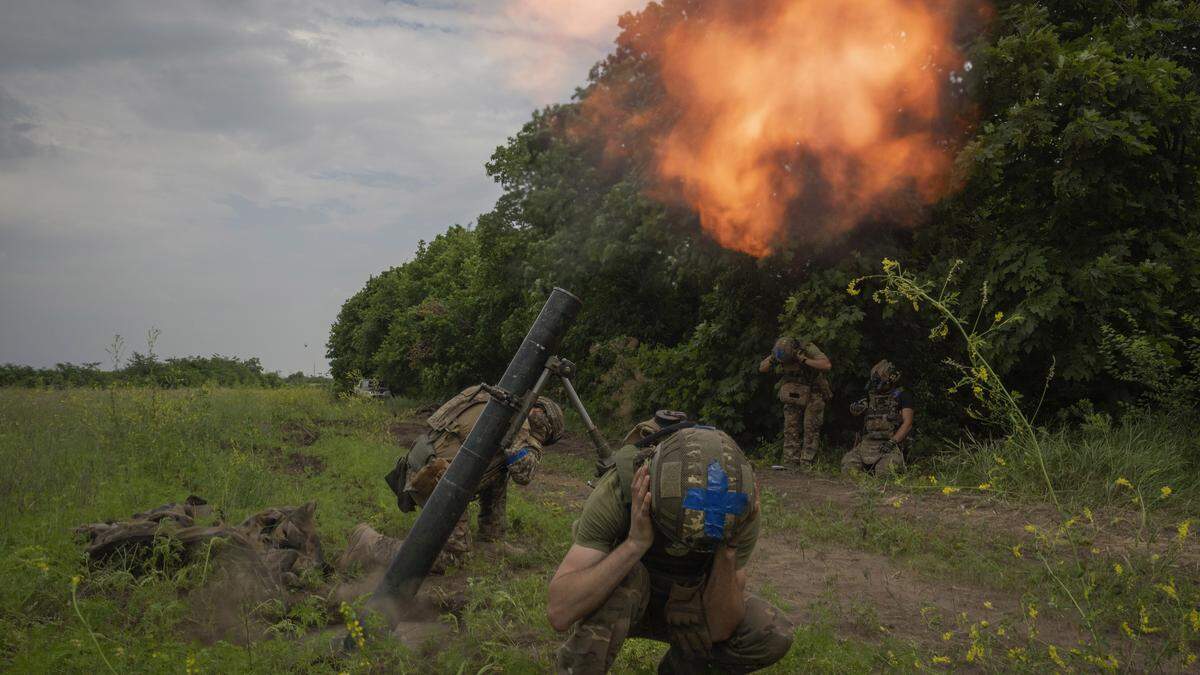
[544,356,612,476]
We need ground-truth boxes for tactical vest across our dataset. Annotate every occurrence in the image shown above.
[611,445,713,590]
[426,384,490,436]
[778,343,832,399]
[864,388,905,443]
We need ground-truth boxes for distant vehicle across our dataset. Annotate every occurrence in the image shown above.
[353,378,390,399]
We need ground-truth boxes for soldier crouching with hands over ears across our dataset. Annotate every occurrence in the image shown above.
[547,426,794,674]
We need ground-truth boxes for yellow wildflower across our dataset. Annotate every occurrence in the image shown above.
[1083,507,1093,522]
[1121,622,1135,639]
[1027,605,1038,620]
[71,575,81,588]
[846,280,861,296]
[882,257,899,272]
[1187,654,1197,666]
[927,475,938,485]
[972,384,984,398]
[993,311,1004,323]
[1024,523,1037,533]
[1011,544,1022,558]
[1160,486,1172,498]
[942,631,953,641]
[1091,547,1101,555]
[996,626,1007,636]
[942,486,959,495]
[1048,645,1066,669]
[890,496,906,508]
[931,655,950,664]
[993,455,1007,466]
[1115,477,1132,489]
[966,643,984,662]
[1139,605,1161,634]
[980,620,989,628]
[1190,608,1199,632]
[978,482,991,490]
[1177,520,1191,543]
[1113,563,1123,576]
[975,366,989,382]
[1155,579,1177,601]
[983,601,994,610]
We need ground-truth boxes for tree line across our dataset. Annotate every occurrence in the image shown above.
[0,355,322,389]
[326,1,1200,450]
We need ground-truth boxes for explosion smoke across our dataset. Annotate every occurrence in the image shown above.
[581,0,980,256]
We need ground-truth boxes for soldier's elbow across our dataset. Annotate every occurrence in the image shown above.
[546,598,574,632]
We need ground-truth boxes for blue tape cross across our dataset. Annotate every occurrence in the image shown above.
[682,460,749,539]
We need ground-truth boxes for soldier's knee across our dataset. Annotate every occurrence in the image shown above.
[725,596,795,668]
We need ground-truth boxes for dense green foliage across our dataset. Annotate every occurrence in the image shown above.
[0,355,292,389]
[327,1,1200,450]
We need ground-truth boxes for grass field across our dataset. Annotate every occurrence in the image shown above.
[1,387,1197,673]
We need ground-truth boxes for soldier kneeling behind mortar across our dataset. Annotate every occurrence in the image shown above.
[841,360,914,478]
[549,426,794,674]
[342,385,564,572]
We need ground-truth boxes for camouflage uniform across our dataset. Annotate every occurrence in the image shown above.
[842,361,912,478]
[384,386,560,569]
[760,338,831,464]
[558,563,793,674]
[556,429,794,674]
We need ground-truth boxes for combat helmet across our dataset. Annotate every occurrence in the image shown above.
[649,427,755,553]
[868,360,900,393]
[772,336,798,363]
[530,397,565,445]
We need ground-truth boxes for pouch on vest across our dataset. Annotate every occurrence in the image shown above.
[778,381,811,406]
[384,432,436,512]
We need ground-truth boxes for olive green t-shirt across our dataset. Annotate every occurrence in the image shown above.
[571,469,760,569]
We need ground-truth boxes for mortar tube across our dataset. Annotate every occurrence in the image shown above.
[372,288,581,604]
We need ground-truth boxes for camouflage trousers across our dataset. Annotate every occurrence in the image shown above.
[783,398,825,464]
[840,439,906,478]
[556,563,794,674]
[413,474,509,568]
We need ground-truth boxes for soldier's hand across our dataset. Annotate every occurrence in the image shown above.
[627,464,655,553]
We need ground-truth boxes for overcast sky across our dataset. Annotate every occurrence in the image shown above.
[0,0,643,375]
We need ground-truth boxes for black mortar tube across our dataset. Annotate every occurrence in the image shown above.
[373,287,581,602]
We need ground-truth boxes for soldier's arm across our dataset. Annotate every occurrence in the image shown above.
[757,355,775,374]
[547,465,655,632]
[801,343,832,371]
[803,354,832,371]
[892,407,914,444]
[703,546,747,642]
[505,424,541,486]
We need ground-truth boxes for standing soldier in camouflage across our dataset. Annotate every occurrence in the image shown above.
[342,385,564,573]
[841,360,913,478]
[758,336,832,466]
[549,426,794,674]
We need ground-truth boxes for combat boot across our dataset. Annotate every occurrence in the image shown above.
[337,523,403,572]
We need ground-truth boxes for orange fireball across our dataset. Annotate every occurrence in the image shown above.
[617,0,974,256]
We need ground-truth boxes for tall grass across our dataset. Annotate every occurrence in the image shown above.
[933,415,1200,510]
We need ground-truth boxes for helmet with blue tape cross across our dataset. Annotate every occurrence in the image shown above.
[649,426,755,553]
